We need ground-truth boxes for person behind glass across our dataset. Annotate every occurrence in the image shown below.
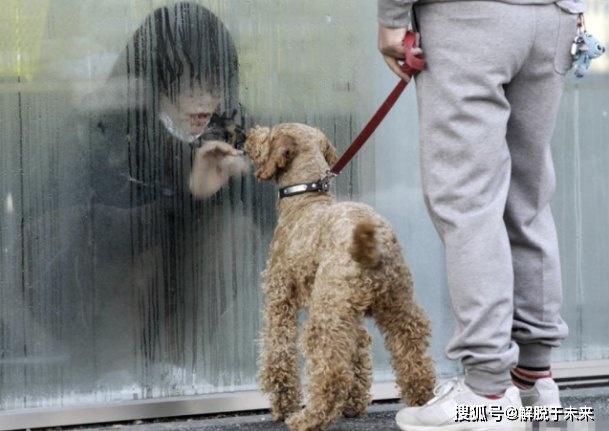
[91,2,248,209]
[78,1,257,392]
[377,0,585,428]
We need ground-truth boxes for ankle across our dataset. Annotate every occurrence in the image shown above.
[511,365,552,390]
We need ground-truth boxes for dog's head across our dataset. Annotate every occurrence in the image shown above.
[244,123,338,184]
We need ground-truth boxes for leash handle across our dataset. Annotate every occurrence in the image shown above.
[401,32,425,76]
[329,31,425,176]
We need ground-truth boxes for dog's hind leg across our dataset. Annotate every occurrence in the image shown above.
[258,272,302,421]
[372,265,436,407]
[286,279,358,431]
[342,325,373,418]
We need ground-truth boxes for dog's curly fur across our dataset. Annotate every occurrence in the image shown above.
[245,123,435,431]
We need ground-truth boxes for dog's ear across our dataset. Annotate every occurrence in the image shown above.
[254,134,297,181]
[322,136,339,167]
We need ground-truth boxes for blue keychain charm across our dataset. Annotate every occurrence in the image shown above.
[571,14,606,78]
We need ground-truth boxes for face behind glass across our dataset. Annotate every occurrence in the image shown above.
[160,81,222,137]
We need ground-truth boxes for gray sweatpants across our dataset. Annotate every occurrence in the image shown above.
[414,2,575,395]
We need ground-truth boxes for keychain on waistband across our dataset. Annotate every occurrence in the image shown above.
[571,13,606,78]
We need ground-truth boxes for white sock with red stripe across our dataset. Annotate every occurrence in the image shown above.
[483,393,505,400]
[511,365,552,390]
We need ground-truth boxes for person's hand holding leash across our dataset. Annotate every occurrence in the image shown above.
[378,25,422,82]
[328,30,424,177]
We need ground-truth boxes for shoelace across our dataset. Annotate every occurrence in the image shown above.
[426,377,461,406]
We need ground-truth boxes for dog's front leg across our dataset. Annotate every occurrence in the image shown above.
[258,271,302,421]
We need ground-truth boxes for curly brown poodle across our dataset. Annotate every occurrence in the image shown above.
[245,123,435,431]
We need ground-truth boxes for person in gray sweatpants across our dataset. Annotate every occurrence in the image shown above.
[378,0,586,429]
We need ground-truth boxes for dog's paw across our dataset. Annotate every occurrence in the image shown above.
[343,410,366,419]
[284,413,305,431]
[342,392,371,419]
[271,411,286,422]
[271,407,300,423]
[342,409,367,419]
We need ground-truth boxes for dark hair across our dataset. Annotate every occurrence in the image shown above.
[109,2,239,113]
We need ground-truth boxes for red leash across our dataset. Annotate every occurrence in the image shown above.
[328,31,425,177]
[277,32,425,199]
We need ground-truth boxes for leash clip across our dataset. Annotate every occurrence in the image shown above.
[320,170,338,192]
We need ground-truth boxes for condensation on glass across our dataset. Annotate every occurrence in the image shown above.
[0,0,608,415]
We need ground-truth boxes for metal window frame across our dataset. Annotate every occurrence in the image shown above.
[1,360,607,431]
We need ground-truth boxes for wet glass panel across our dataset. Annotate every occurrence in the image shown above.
[0,0,368,411]
[1,0,277,408]
[551,1,609,362]
[0,0,607,416]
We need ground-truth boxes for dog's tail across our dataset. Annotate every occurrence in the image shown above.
[349,220,381,267]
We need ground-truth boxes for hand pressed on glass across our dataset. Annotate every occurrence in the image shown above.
[189,141,248,199]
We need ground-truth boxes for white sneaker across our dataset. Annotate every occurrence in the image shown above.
[518,378,561,407]
[395,377,523,431]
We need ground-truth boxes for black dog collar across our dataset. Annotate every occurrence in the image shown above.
[278,179,330,199]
